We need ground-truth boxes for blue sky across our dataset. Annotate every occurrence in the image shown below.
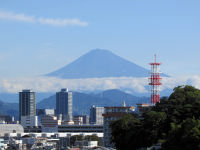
[0,0,200,78]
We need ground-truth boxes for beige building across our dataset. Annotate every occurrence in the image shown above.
[102,106,135,147]
[136,103,152,115]
[41,115,62,132]
[41,115,62,126]
[73,116,84,125]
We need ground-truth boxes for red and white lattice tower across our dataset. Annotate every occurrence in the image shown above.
[149,54,162,104]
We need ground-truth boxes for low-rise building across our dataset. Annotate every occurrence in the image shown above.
[90,105,104,125]
[37,109,55,125]
[103,106,135,148]
[58,124,103,133]
[31,138,58,150]
[21,116,38,128]
[74,140,98,148]
[136,103,152,115]
[41,115,61,126]
[0,132,104,149]
[73,115,83,125]
[83,115,90,124]
[0,124,24,137]
[41,115,61,132]
[0,138,7,149]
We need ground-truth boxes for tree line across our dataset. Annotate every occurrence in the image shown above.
[110,85,200,150]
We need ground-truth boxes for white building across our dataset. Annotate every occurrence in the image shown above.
[21,116,38,128]
[74,140,98,148]
[90,105,104,125]
[73,116,83,125]
[0,124,24,137]
[103,106,135,148]
[0,138,7,149]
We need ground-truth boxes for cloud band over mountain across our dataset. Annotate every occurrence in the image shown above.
[0,76,199,94]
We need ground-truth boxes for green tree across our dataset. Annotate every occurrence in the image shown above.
[85,135,103,146]
[142,111,167,145]
[154,85,200,149]
[70,134,103,147]
[110,114,143,150]
[163,118,200,150]
[70,135,84,146]
[110,85,200,150]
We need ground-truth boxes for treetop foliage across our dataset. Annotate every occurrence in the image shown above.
[111,85,200,150]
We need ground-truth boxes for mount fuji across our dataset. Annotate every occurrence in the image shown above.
[46,49,158,79]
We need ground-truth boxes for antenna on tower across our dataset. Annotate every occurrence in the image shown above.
[149,54,162,105]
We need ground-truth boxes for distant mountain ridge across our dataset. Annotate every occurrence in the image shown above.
[0,89,170,118]
[37,89,149,115]
[0,100,18,119]
[46,49,155,79]
[0,89,151,118]
[0,89,150,119]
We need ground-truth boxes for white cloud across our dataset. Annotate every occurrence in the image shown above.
[0,77,148,93]
[0,76,200,94]
[38,18,88,26]
[0,11,88,27]
[0,11,35,23]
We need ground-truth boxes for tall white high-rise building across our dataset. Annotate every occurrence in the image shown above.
[19,89,38,127]
[56,88,73,121]
[89,105,104,125]
[19,90,36,121]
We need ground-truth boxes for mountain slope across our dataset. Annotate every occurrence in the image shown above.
[0,92,54,103]
[37,89,149,115]
[94,89,149,104]
[46,49,151,79]
[0,100,18,119]
[37,92,114,115]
